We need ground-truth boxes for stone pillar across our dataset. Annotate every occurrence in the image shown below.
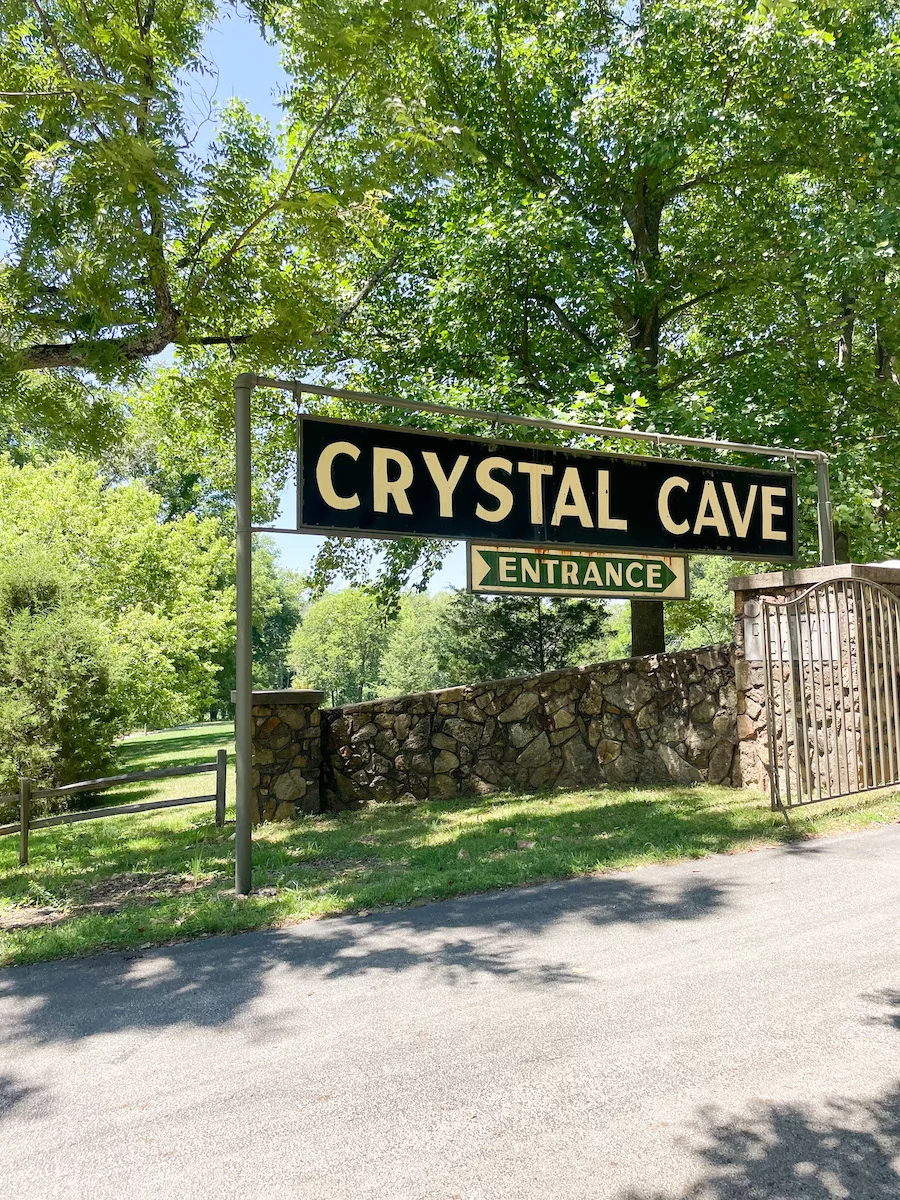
[248,689,324,822]
[729,563,900,795]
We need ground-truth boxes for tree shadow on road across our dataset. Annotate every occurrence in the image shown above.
[0,868,728,1050]
[0,1074,44,1123]
[865,989,900,1033]
[617,1087,900,1199]
[612,989,900,1199]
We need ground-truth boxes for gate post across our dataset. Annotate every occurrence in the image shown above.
[729,584,771,793]
[238,689,324,821]
[18,777,31,867]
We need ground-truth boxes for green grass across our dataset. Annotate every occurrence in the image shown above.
[3,722,900,967]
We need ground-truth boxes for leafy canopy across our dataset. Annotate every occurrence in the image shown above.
[265,0,900,565]
[0,0,406,464]
[439,591,608,683]
[0,455,234,727]
[289,588,392,705]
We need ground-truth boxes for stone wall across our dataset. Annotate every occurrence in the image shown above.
[319,646,738,809]
[246,564,900,817]
[249,690,323,822]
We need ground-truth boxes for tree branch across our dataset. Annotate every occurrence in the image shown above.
[333,248,403,328]
[659,284,732,326]
[667,156,805,199]
[531,292,601,354]
[659,339,793,392]
[0,90,77,98]
[174,222,218,270]
[19,328,173,370]
[133,0,177,345]
[202,75,355,282]
[490,21,547,189]
[16,244,404,369]
[30,0,109,143]
[431,57,556,195]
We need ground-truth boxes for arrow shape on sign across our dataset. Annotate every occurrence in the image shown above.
[468,547,687,598]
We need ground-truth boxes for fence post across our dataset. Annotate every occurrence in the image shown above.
[215,749,227,827]
[19,777,31,866]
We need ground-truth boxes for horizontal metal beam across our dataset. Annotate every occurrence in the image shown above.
[254,375,825,464]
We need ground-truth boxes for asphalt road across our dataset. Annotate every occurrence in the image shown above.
[2,824,900,1199]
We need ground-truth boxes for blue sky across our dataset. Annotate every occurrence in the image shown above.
[198,7,468,589]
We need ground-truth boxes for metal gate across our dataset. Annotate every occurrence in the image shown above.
[761,578,900,810]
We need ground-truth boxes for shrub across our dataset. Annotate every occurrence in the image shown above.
[0,550,125,804]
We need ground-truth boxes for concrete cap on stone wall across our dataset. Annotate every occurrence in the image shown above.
[728,562,900,592]
[231,688,325,706]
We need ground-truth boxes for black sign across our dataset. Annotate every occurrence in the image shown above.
[297,417,797,560]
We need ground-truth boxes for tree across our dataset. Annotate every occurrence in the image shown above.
[211,537,304,715]
[0,455,233,727]
[248,540,304,691]
[440,591,606,684]
[263,0,900,637]
[0,0,408,470]
[378,592,452,696]
[288,589,391,705]
[664,557,742,651]
[10,0,900,612]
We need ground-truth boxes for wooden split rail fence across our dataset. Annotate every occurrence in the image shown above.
[0,750,228,866]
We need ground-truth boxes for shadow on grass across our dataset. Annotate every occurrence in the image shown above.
[0,786,825,937]
[67,775,227,813]
[115,729,232,769]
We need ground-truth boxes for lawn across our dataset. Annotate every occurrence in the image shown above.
[2,722,900,967]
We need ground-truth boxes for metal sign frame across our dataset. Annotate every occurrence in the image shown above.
[232,372,835,894]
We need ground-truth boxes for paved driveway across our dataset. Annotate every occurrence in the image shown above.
[2,824,900,1199]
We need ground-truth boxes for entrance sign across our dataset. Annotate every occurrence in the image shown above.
[468,545,689,600]
[298,417,798,560]
[234,374,831,897]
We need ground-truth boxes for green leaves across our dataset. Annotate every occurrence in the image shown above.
[6,0,900,587]
[262,0,900,570]
[0,455,234,729]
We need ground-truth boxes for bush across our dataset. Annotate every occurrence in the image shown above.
[0,551,125,803]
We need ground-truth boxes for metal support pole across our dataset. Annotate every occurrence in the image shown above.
[234,373,256,895]
[816,453,836,567]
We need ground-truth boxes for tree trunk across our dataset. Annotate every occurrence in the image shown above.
[837,294,854,369]
[631,599,665,656]
[873,269,899,384]
[621,177,666,652]
[875,324,899,384]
